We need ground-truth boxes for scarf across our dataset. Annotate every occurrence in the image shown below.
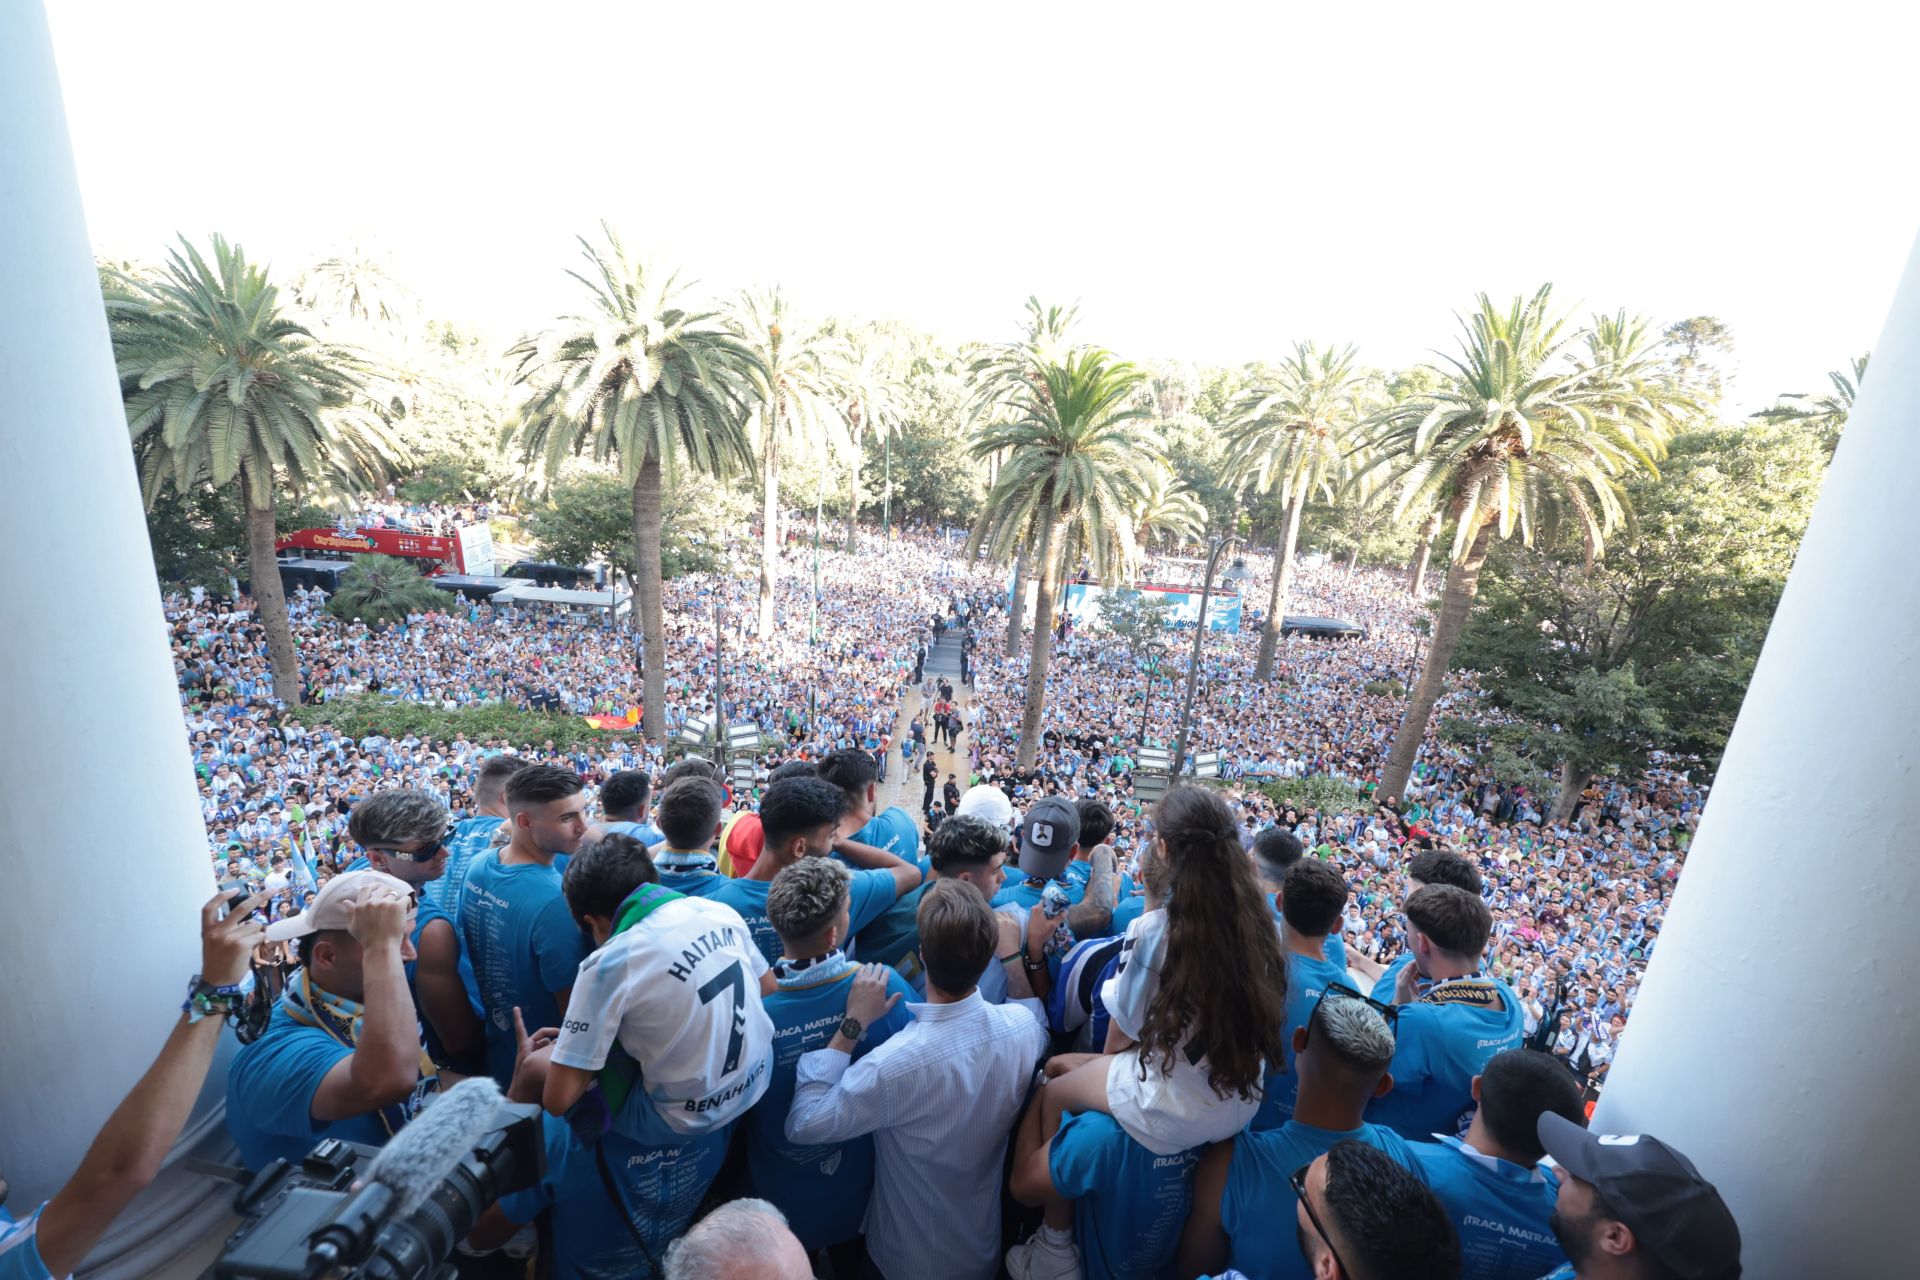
[656,848,719,875]
[283,968,437,1136]
[773,948,856,988]
[1419,971,1506,1011]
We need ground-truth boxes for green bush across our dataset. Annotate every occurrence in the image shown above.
[1256,775,1368,814]
[291,695,627,750]
[1363,678,1405,698]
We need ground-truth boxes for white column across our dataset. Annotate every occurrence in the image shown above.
[0,4,236,1275]
[1594,233,1920,1276]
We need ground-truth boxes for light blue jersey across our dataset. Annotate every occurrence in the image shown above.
[1366,975,1527,1140]
[1050,1112,1200,1280]
[501,1114,727,1279]
[738,961,915,1249]
[713,868,900,965]
[0,1207,53,1280]
[428,814,504,921]
[1408,1135,1568,1280]
[1222,1120,1421,1280]
[1252,951,1354,1131]
[458,852,590,1085]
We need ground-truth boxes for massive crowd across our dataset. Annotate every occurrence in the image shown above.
[1,521,1741,1280]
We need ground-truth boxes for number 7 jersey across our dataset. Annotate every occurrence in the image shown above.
[551,895,775,1136]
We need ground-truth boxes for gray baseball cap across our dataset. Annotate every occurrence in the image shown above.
[1017,796,1081,881]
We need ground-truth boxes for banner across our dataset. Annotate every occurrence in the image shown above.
[1062,582,1243,633]
[275,526,459,566]
[456,522,495,575]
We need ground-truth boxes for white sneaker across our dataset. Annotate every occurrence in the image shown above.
[1006,1228,1084,1280]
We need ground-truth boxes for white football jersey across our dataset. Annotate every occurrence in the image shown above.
[552,895,774,1135]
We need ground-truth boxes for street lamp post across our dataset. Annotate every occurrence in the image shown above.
[1172,537,1250,776]
[712,570,729,771]
[1137,643,1167,746]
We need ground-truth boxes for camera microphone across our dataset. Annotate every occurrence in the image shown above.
[308,1078,507,1268]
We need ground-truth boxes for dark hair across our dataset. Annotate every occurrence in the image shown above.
[660,758,720,788]
[1319,1140,1461,1280]
[816,748,879,800]
[768,759,819,783]
[1138,786,1287,1100]
[656,777,725,850]
[759,777,846,851]
[293,928,348,968]
[1476,1050,1586,1164]
[1281,859,1348,938]
[473,754,527,807]
[916,878,995,994]
[1076,799,1115,848]
[505,763,583,811]
[347,788,446,849]
[601,769,652,819]
[1404,884,1493,958]
[1253,826,1305,883]
[1407,849,1483,895]
[766,858,851,944]
[928,815,1008,874]
[562,833,658,926]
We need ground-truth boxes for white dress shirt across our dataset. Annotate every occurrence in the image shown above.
[785,990,1048,1280]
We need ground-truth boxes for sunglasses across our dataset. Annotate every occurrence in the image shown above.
[1290,1162,1352,1280]
[1313,982,1399,1028]
[368,822,457,863]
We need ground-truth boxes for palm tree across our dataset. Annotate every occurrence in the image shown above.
[969,347,1156,768]
[508,226,760,741]
[296,242,416,330]
[836,323,906,552]
[326,556,447,629]
[109,234,402,704]
[1224,341,1369,680]
[733,289,844,639]
[970,298,1082,657]
[1363,286,1681,802]
[1752,352,1868,448]
[1131,464,1208,557]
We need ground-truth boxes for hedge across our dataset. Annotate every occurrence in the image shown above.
[1254,775,1371,814]
[290,695,630,750]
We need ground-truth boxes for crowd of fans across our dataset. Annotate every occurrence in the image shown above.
[0,522,1743,1280]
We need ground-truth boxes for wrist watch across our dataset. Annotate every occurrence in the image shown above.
[837,1015,866,1043]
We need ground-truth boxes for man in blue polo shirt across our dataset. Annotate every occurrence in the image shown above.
[1253,857,1357,1131]
[1176,991,1419,1280]
[737,858,915,1259]
[1366,884,1526,1140]
[1349,849,1482,1002]
[1409,1049,1584,1280]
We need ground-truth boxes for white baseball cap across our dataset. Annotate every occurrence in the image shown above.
[263,869,414,942]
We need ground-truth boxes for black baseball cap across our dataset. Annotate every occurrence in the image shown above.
[1538,1113,1741,1278]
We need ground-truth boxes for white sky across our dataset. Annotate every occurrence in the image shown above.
[47,1,1920,412]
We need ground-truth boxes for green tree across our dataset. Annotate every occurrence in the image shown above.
[1131,464,1208,555]
[1752,352,1868,452]
[507,226,759,740]
[969,347,1157,768]
[326,556,447,629]
[1455,423,1827,816]
[1660,315,1735,407]
[109,234,403,703]
[1225,341,1370,679]
[143,487,332,592]
[1363,287,1685,802]
[733,289,844,638]
[835,321,906,551]
[525,470,749,588]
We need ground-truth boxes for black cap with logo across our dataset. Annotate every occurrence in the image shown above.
[1539,1113,1741,1279]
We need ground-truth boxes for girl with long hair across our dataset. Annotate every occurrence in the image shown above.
[1007,784,1289,1277]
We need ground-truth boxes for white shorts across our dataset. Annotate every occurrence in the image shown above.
[1105,1046,1260,1156]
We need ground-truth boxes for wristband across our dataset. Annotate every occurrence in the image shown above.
[183,971,255,1023]
[997,953,1023,965]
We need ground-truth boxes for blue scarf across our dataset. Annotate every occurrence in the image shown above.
[773,948,855,988]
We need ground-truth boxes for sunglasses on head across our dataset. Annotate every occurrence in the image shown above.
[368,822,457,862]
[1313,982,1399,1027]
